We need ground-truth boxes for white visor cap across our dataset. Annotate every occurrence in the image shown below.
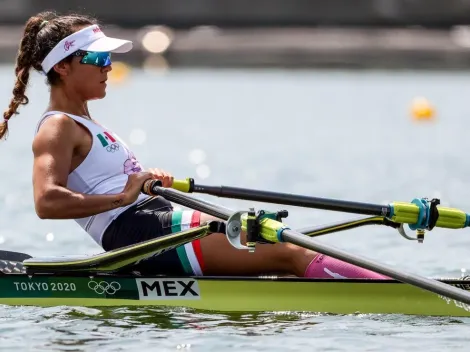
[41,25,133,74]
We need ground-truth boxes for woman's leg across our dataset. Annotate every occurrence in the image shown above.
[105,198,388,279]
[199,214,314,276]
[198,213,389,279]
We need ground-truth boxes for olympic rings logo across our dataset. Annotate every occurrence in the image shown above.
[106,143,120,153]
[88,280,121,295]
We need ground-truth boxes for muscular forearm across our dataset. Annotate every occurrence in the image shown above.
[35,186,127,219]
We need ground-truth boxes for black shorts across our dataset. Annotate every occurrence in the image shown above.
[102,196,205,276]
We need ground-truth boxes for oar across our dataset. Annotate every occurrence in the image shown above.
[144,180,400,237]
[143,181,470,306]
[0,250,32,262]
[162,178,470,232]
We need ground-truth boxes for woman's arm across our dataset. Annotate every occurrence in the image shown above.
[32,114,127,219]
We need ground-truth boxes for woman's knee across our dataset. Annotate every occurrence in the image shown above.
[283,242,314,258]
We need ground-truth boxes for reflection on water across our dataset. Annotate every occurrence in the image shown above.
[1,304,469,351]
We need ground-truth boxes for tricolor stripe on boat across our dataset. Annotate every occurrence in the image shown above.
[171,210,204,275]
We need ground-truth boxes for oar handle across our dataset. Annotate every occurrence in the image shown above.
[141,179,162,195]
[141,178,194,195]
[171,178,194,192]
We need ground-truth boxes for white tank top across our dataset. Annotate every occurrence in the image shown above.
[35,111,150,246]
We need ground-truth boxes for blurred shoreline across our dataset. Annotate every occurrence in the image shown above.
[2,25,470,69]
[4,0,470,29]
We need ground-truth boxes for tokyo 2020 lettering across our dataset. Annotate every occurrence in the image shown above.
[13,281,77,292]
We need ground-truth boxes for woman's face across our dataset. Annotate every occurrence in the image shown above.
[66,51,113,101]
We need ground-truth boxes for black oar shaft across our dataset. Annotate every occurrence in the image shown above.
[155,187,392,238]
[282,228,470,305]
[193,184,389,217]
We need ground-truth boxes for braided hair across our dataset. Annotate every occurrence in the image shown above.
[1,11,97,140]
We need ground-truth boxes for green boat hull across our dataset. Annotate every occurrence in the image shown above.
[1,275,470,317]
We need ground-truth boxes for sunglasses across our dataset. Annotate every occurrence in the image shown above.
[72,50,112,68]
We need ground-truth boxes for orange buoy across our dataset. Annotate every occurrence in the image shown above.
[410,97,435,121]
[108,61,130,84]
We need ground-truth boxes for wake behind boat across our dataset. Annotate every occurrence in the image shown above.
[2,178,470,317]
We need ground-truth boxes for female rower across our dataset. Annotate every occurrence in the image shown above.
[1,11,387,279]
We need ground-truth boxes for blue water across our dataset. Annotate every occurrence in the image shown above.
[1,66,470,351]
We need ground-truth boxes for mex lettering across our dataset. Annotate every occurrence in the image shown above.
[140,280,198,297]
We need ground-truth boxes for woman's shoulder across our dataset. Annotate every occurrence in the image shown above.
[33,112,82,148]
[37,112,78,132]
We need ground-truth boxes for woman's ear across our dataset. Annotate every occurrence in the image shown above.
[52,60,71,77]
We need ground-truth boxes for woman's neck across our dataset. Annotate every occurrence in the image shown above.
[48,85,91,119]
